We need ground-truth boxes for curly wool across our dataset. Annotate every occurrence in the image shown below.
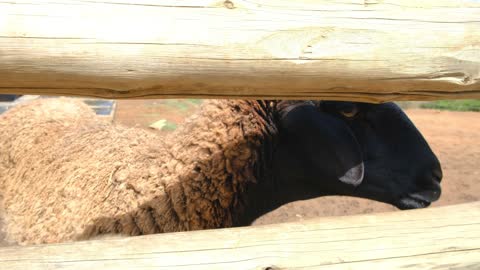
[0,98,277,244]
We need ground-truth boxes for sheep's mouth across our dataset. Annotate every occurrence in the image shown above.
[396,196,432,210]
[396,184,441,210]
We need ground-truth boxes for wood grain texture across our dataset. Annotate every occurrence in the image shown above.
[0,202,479,269]
[0,0,480,101]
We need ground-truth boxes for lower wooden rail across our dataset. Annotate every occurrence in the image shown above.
[0,202,479,270]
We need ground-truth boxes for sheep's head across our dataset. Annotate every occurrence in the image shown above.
[273,101,442,210]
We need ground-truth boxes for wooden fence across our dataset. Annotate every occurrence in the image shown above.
[0,1,479,269]
[0,0,479,101]
[1,202,479,269]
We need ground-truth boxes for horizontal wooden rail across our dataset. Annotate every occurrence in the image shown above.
[0,202,479,269]
[1,0,480,101]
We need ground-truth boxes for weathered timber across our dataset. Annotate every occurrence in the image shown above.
[0,202,479,270]
[0,0,480,101]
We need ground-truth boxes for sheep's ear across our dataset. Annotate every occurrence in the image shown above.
[338,161,364,186]
[280,103,364,187]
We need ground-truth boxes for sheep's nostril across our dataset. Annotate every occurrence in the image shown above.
[432,167,443,183]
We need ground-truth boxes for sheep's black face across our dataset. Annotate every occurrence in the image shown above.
[272,101,442,212]
[317,101,442,209]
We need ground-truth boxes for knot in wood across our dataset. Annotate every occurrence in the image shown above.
[224,0,235,9]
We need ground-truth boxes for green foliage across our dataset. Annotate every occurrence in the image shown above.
[395,101,425,110]
[420,99,480,112]
[186,99,203,105]
[164,99,203,112]
[162,121,178,131]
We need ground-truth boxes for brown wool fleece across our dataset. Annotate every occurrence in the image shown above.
[0,98,277,244]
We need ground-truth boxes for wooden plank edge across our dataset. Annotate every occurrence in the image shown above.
[0,202,479,270]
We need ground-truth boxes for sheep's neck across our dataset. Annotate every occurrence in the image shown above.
[228,101,284,227]
[232,180,285,226]
[152,100,280,231]
[231,150,310,226]
[231,100,331,226]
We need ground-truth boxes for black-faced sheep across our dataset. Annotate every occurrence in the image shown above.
[0,98,442,245]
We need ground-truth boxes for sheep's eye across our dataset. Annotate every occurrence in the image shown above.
[340,106,358,118]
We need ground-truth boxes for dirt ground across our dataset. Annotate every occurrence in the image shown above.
[0,100,479,246]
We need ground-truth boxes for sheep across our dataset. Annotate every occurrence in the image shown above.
[0,98,442,245]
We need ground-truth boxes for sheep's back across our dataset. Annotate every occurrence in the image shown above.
[0,99,275,244]
[0,98,168,244]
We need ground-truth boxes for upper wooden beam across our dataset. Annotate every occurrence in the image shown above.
[0,0,480,101]
[0,202,479,269]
